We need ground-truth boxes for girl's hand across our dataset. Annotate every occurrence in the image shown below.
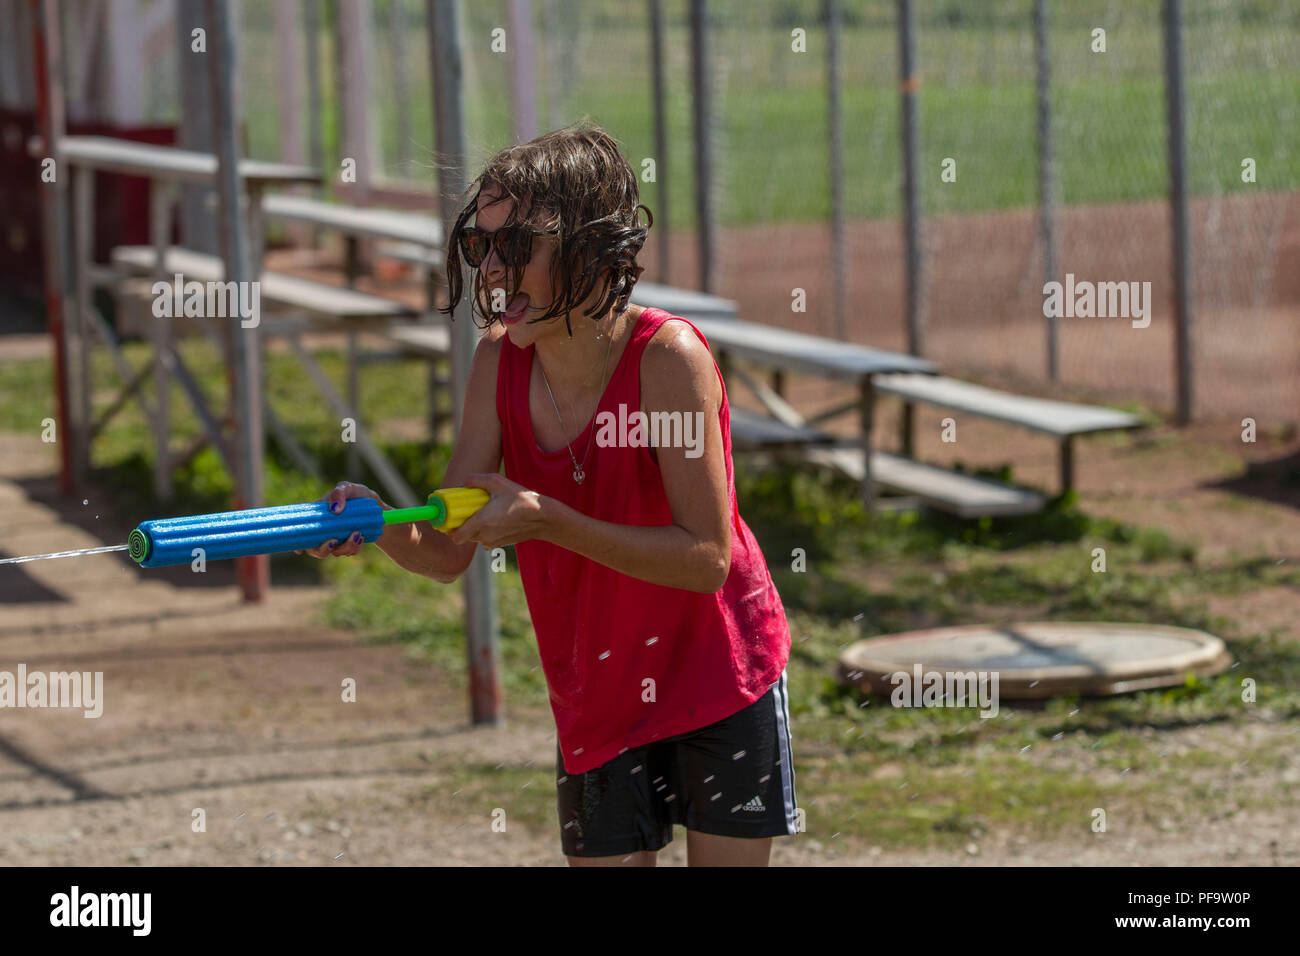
[296,480,386,558]
[444,473,545,549]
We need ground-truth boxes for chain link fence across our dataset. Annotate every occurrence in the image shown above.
[221,0,1296,422]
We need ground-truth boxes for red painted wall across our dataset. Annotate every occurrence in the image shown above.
[0,107,176,301]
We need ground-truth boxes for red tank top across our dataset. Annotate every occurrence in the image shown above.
[496,306,791,775]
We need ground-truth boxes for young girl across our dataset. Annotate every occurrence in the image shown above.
[302,123,795,867]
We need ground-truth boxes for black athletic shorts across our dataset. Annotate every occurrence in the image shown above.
[556,668,797,858]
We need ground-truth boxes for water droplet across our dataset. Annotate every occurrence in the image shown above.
[598,650,610,660]
[645,636,658,646]
[82,499,88,505]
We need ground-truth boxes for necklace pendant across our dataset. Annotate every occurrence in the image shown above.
[573,467,585,484]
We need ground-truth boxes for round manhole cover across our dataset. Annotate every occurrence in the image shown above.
[839,622,1232,698]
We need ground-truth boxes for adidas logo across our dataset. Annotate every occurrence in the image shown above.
[741,796,765,813]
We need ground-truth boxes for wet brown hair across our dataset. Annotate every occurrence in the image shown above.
[440,121,652,336]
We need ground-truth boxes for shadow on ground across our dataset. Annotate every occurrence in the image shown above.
[1210,450,1300,511]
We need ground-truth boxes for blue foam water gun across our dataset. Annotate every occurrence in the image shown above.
[127,488,490,568]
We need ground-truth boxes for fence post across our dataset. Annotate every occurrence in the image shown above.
[508,0,537,143]
[650,0,670,283]
[178,0,217,254]
[826,0,846,342]
[304,0,324,177]
[689,0,716,293]
[30,0,76,496]
[389,0,412,169]
[428,0,503,727]
[205,0,268,602]
[274,0,304,168]
[1163,0,1194,424]
[1035,0,1058,381]
[897,0,921,456]
[335,0,377,203]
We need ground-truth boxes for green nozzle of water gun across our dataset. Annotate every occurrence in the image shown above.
[382,487,490,530]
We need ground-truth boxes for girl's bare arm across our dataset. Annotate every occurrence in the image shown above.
[375,328,505,582]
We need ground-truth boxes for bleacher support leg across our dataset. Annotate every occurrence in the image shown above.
[346,330,361,478]
[71,164,94,486]
[149,180,173,501]
[1059,438,1074,495]
[900,400,914,457]
[859,375,876,508]
[717,349,731,389]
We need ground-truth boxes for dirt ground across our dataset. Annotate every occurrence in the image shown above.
[1,191,1298,865]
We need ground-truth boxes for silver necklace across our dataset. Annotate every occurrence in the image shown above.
[539,317,616,484]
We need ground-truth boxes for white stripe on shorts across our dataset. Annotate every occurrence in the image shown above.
[770,667,798,834]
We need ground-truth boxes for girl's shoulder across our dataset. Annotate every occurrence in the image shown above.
[641,307,706,354]
[639,310,719,395]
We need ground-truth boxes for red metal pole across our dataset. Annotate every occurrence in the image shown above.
[29,0,75,497]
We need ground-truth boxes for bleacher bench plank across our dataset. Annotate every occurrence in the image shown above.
[52,136,318,186]
[692,316,936,381]
[730,407,1045,517]
[262,194,444,247]
[111,246,415,321]
[634,282,739,321]
[809,448,1047,518]
[728,407,841,448]
[874,372,1143,437]
[375,241,446,269]
[384,325,451,358]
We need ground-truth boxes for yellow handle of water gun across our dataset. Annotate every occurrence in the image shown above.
[429,487,492,531]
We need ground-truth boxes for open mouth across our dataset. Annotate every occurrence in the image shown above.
[502,292,530,323]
